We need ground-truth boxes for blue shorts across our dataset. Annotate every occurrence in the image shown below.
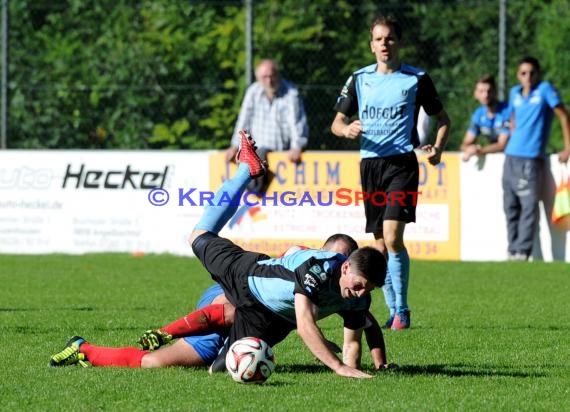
[183,284,226,364]
[196,283,224,308]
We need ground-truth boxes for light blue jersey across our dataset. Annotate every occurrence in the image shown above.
[334,63,443,159]
[467,102,510,144]
[505,80,562,158]
[248,249,370,328]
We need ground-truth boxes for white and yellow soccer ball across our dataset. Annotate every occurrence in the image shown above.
[225,337,275,383]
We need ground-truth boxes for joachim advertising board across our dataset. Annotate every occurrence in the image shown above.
[208,151,460,260]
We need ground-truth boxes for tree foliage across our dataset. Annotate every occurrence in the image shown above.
[4,0,570,152]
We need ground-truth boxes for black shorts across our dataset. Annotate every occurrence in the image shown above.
[191,232,267,307]
[360,152,419,233]
[192,232,296,347]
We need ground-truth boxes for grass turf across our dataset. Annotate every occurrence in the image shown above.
[0,254,569,411]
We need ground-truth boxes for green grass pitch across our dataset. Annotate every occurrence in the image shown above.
[0,254,568,411]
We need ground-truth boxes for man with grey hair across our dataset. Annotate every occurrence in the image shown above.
[225,59,309,193]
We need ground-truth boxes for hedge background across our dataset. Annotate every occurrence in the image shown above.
[2,0,570,152]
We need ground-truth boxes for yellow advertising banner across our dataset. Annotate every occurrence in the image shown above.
[209,151,460,260]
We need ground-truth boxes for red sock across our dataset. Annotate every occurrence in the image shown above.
[80,343,147,368]
[161,303,226,338]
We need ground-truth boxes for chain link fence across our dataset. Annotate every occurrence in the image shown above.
[1,0,568,151]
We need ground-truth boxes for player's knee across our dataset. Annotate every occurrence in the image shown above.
[189,230,212,256]
[188,230,205,249]
[383,234,404,252]
[140,353,161,368]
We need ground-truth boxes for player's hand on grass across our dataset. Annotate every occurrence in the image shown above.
[335,364,374,379]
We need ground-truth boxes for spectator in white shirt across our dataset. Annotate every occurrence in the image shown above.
[225,59,309,193]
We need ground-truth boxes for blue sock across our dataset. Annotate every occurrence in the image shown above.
[195,164,251,234]
[382,269,396,316]
[387,249,410,312]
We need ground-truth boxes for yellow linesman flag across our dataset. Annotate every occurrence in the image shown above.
[552,167,570,225]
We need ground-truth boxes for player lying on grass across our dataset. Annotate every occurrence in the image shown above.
[48,235,355,368]
[49,236,394,371]
[137,236,392,370]
[52,130,387,378]
[137,234,360,357]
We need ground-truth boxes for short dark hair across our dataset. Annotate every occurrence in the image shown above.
[370,15,402,41]
[322,233,359,255]
[348,246,387,288]
[518,56,541,72]
[476,74,496,89]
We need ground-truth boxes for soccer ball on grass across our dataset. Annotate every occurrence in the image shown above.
[225,337,275,383]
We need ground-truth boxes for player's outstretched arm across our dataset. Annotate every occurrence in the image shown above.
[363,312,391,369]
[342,326,363,369]
[294,293,373,379]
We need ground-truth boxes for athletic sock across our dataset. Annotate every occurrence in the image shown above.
[387,249,410,311]
[195,164,251,234]
[80,343,147,368]
[382,268,396,316]
[160,304,226,338]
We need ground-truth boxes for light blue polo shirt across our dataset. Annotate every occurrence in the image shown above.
[505,80,562,159]
[467,101,510,144]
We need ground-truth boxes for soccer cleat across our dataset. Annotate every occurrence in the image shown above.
[138,329,173,351]
[391,310,411,330]
[382,315,395,329]
[50,336,90,367]
[236,130,266,179]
